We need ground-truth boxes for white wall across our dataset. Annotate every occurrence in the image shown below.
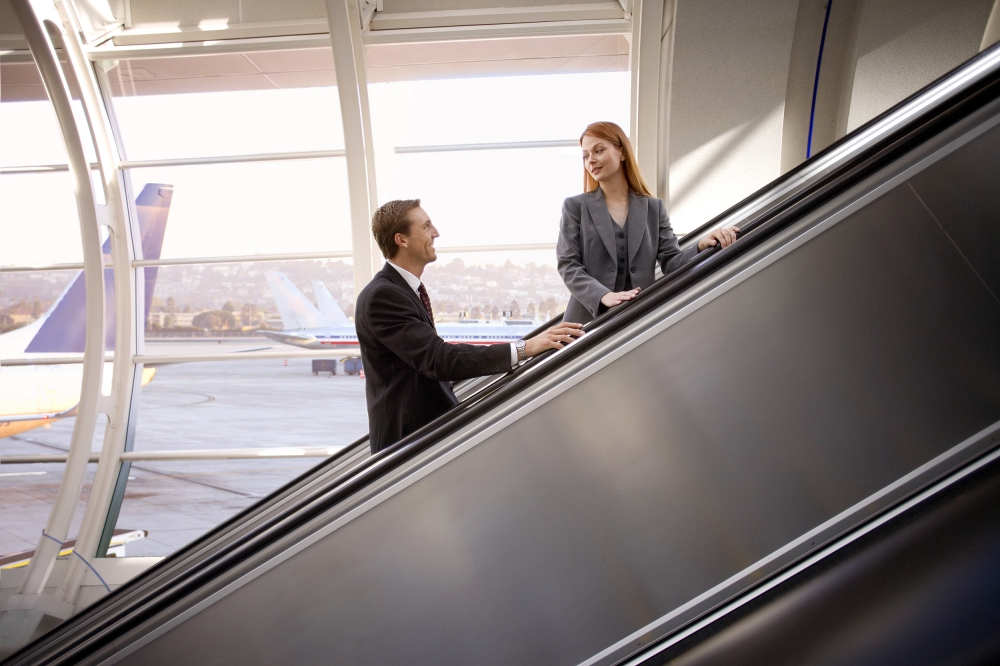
[667,0,799,233]
[846,0,993,132]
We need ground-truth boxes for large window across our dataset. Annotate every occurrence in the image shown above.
[369,39,631,322]
[2,31,634,564]
[88,50,358,557]
[105,51,344,160]
[128,161,351,260]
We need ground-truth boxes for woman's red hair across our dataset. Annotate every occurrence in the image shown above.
[580,121,652,197]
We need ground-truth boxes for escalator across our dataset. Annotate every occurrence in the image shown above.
[6,43,1000,666]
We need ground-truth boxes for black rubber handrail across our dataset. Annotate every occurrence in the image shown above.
[9,43,1000,666]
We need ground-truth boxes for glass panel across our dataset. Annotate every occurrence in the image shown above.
[370,71,631,147]
[104,50,345,160]
[422,250,570,323]
[111,356,368,557]
[2,55,95,266]
[0,269,80,334]
[0,172,85,266]
[389,147,581,246]
[0,59,97,166]
[143,259,355,344]
[128,159,351,259]
[371,69,630,306]
[0,415,106,562]
[124,256,367,556]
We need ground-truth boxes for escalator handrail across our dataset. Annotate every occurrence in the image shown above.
[11,42,1000,666]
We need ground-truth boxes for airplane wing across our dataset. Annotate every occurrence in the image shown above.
[257,330,317,348]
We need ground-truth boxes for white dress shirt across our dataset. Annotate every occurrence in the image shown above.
[387,261,519,369]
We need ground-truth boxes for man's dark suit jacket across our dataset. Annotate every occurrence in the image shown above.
[356,263,511,453]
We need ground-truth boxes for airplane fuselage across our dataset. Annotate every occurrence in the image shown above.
[261,321,537,350]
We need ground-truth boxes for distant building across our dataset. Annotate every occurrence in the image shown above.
[148,312,197,328]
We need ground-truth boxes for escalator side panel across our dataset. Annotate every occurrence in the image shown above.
[909,121,1000,298]
[116,137,1000,666]
[644,457,1000,666]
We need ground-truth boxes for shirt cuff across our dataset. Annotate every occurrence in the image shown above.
[510,342,519,368]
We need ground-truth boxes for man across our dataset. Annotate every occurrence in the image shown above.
[356,199,585,453]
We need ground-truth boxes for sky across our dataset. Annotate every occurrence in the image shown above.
[1,71,630,267]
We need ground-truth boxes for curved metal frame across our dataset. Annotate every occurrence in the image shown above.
[45,0,144,606]
[6,0,107,620]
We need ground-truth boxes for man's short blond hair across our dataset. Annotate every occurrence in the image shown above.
[371,199,421,259]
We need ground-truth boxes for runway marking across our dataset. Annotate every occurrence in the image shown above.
[0,471,47,477]
[141,389,216,410]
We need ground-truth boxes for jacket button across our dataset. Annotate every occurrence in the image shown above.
[618,232,624,239]
[619,257,624,263]
[618,268,624,275]
[619,246,625,251]
[630,266,636,273]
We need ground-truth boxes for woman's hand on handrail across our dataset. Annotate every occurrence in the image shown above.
[600,288,640,309]
[697,226,740,252]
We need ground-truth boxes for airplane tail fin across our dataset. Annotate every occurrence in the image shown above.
[312,281,350,325]
[23,184,173,354]
[136,185,173,331]
[265,271,327,330]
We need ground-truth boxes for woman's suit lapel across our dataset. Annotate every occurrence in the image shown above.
[583,188,649,264]
[583,188,618,261]
[626,191,648,264]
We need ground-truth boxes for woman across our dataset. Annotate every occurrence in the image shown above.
[557,121,739,324]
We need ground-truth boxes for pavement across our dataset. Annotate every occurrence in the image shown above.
[0,341,369,558]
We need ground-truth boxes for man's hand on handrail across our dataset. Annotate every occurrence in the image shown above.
[697,226,740,251]
[524,322,585,358]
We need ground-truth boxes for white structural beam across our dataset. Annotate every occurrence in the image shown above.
[120,150,346,169]
[396,139,577,153]
[326,0,379,299]
[363,18,629,44]
[4,0,106,622]
[2,447,347,464]
[628,0,671,201]
[1,241,553,274]
[368,3,625,30]
[44,0,145,612]
[132,250,353,268]
[83,17,630,59]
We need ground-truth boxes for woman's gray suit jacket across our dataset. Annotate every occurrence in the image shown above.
[557,188,697,324]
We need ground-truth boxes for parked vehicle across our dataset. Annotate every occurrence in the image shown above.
[342,356,363,376]
[312,359,338,376]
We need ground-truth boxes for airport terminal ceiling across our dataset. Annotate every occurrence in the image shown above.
[1,0,999,659]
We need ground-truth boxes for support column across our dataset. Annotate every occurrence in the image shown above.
[779,0,868,173]
[326,0,380,300]
[4,0,105,622]
[629,0,673,203]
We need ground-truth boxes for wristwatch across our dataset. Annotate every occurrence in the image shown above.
[515,338,527,363]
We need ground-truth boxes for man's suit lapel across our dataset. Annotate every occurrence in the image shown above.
[626,192,648,264]
[380,263,433,326]
[583,189,618,261]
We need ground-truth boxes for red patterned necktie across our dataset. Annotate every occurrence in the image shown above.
[417,283,435,324]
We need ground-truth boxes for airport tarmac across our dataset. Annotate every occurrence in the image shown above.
[0,340,369,558]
